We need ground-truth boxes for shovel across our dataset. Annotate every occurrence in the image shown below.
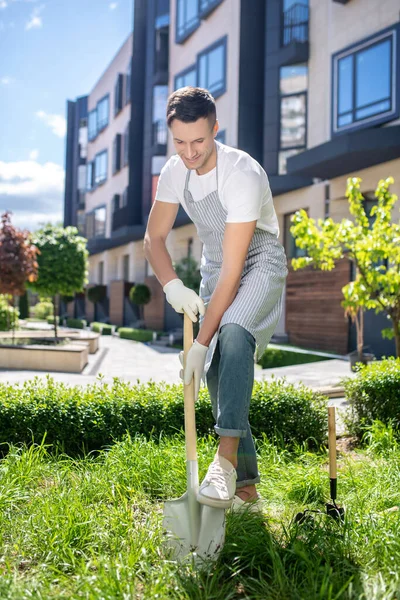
[163,312,226,561]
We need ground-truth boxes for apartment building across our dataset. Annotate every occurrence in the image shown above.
[64,0,399,356]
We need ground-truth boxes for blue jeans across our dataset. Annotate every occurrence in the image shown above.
[206,323,260,488]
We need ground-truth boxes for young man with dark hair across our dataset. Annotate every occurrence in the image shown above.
[144,87,287,511]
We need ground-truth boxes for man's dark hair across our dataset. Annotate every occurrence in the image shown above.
[166,86,216,127]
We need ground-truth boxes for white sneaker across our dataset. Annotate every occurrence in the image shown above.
[230,494,264,514]
[197,455,237,509]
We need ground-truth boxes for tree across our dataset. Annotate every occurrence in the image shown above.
[290,176,400,357]
[0,212,39,338]
[129,284,151,326]
[173,256,201,292]
[28,225,89,339]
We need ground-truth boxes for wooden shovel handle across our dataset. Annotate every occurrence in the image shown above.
[183,313,197,461]
[328,406,337,479]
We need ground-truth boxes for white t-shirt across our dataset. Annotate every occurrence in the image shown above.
[155,140,279,236]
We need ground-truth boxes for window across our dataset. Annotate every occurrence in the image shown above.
[123,123,129,166]
[86,161,95,191]
[282,0,309,46]
[332,26,398,134]
[98,261,104,285]
[88,109,97,141]
[94,207,106,238]
[125,58,132,105]
[152,85,168,146]
[85,212,95,239]
[112,194,120,212]
[197,36,227,98]
[122,187,129,207]
[279,64,308,174]
[284,212,307,259]
[123,254,130,281]
[114,74,123,116]
[176,0,199,43]
[95,150,108,185]
[215,129,226,143]
[112,134,122,175]
[97,95,109,132]
[174,64,197,90]
[199,0,224,19]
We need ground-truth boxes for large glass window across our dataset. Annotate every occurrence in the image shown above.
[86,161,95,191]
[94,207,106,238]
[174,65,197,90]
[97,95,109,131]
[152,85,168,146]
[279,64,308,174]
[333,28,396,134]
[95,150,108,185]
[88,110,97,141]
[114,74,123,116]
[176,0,199,43]
[197,36,227,99]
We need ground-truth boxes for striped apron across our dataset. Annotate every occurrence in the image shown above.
[183,144,288,382]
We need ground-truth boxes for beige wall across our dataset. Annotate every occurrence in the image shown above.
[168,0,240,153]
[308,0,399,148]
[86,33,132,236]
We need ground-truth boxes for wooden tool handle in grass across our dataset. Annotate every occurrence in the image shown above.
[183,313,197,461]
[328,406,337,479]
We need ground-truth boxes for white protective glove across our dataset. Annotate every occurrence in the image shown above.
[179,340,208,401]
[163,278,205,323]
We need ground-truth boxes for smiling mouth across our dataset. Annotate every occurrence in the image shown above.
[186,156,199,162]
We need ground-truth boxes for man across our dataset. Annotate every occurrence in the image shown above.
[144,87,287,511]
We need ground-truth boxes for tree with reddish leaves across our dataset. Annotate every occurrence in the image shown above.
[0,211,39,337]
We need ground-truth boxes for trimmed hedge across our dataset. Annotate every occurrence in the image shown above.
[119,328,153,342]
[258,348,330,369]
[0,377,327,456]
[344,357,400,437]
[91,322,112,335]
[66,318,87,329]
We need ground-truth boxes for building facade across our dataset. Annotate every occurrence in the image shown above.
[64,0,400,356]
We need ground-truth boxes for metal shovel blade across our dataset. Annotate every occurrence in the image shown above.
[163,493,226,561]
[163,460,225,561]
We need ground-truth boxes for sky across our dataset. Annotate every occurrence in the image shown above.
[0,0,133,232]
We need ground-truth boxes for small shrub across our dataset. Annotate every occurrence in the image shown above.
[119,328,153,342]
[46,316,60,325]
[66,318,87,330]
[0,296,19,331]
[344,358,400,437]
[32,301,53,320]
[91,322,112,335]
[0,377,327,456]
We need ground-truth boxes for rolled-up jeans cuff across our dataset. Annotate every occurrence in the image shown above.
[214,426,248,438]
[236,476,261,488]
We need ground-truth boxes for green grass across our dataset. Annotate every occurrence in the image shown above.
[0,427,399,599]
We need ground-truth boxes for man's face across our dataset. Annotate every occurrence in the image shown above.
[170,117,219,173]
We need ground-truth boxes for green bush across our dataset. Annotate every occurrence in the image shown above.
[257,347,330,369]
[344,358,400,437]
[91,322,112,335]
[0,377,327,456]
[119,327,153,342]
[46,316,60,325]
[32,301,53,320]
[66,318,87,330]
[0,296,19,331]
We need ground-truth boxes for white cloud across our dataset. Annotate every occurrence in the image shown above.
[25,2,44,30]
[36,110,66,138]
[0,2,8,10]
[109,2,118,10]
[0,159,64,232]
[1,76,15,85]
[29,149,39,160]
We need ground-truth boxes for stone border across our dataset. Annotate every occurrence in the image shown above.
[0,342,89,373]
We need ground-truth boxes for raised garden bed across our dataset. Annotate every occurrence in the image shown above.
[1,330,99,354]
[0,340,88,373]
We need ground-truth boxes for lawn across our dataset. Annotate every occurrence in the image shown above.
[0,430,399,599]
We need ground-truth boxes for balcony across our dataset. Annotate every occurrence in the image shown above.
[152,119,168,155]
[154,25,169,85]
[281,2,309,65]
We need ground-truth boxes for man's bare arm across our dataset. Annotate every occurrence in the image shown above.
[143,200,180,287]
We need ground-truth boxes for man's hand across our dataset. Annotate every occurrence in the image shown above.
[178,340,208,401]
[163,279,205,323]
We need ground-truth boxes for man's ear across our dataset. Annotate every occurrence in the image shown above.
[213,119,219,137]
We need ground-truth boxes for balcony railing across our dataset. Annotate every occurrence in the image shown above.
[282,3,309,46]
[112,204,130,232]
[152,120,168,151]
